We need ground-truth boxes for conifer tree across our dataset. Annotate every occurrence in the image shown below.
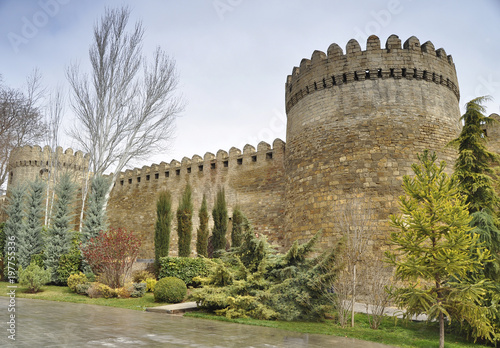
[449,96,500,280]
[450,96,500,213]
[177,184,193,257]
[81,175,110,246]
[155,190,172,270]
[3,184,26,280]
[44,173,76,283]
[386,151,494,348]
[231,206,244,248]
[196,194,209,257]
[20,179,45,268]
[212,188,228,257]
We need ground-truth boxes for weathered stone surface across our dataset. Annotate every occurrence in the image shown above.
[8,35,499,262]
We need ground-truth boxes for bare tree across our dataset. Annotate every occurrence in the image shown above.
[43,88,63,226]
[0,70,46,189]
[361,256,392,329]
[67,6,183,209]
[334,197,373,327]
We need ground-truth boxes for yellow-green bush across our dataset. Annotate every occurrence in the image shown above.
[67,272,88,293]
[145,278,157,292]
[87,282,117,298]
[131,270,155,283]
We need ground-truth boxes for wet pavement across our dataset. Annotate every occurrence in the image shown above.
[0,297,396,347]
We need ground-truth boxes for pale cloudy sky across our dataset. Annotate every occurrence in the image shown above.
[0,0,499,171]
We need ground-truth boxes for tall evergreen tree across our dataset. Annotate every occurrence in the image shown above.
[196,194,209,257]
[177,184,193,257]
[449,96,500,213]
[449,96,500,280]
[231,206,244,248]
[44,173,76,283]
[155,190,172,270]
[20,179,45,268]
[3,184,26,280]
[386,151,495,347]
[81,175,110,246]
[212,188,228,256]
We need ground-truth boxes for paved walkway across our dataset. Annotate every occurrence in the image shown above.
[0,298,396,347]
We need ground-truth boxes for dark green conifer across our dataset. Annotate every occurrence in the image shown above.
[196,194,209,257]
[155,190,172,270]
[212,188,228,256]
[177,184,193,257]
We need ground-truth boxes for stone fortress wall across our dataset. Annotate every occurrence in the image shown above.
[7,34,500,259]
[106,140,286,258]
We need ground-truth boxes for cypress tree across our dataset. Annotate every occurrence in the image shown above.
[3,184,26,280]
[231,206,244,248]
[449,96,500,213]
[44,173,76,283]
[177,184,193,257]
[449,96,500,279]
[81,175,110,246]
[212,188,228,256]
[155,190,172,270]
[196,194,209,257]
[20,179,45,268]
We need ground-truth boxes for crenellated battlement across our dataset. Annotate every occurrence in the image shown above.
[9,145,89,171]
[112,138,285,189]
[285,34,459,113]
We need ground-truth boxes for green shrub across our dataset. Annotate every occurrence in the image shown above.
[57,250,82,285]
[85,271,96,282]
[76,283,91,295]
[30,253,45,269]
[146,278,157,292]
[19,262,51,293]
[130,282,147,298]
[67,272,89,293]
[154,277,187,303]
[132,269,155,283]
[158,257,209,286]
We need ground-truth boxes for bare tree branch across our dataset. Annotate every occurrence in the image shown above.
[0,70,47,190]
[67,6,183,209]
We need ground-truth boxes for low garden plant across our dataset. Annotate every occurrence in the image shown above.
[154,276,187,303]
[19,262,51,293]
[190,220,341,321]
[81,228,141,288]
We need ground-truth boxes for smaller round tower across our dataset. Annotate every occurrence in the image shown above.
[8,145,90,188]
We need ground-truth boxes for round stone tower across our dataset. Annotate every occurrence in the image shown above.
[8,145,89,187]
[284,34,461,250]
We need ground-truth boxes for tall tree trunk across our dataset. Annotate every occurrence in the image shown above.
[439,311,444,348]
[351,263,356,327]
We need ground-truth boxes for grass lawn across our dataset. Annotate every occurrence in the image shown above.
[0,281,167,311]
[184,311,490,348]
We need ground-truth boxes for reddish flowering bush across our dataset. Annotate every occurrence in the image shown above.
[81,228,141,288]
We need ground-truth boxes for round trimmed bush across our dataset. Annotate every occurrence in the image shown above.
[154,277,187,303]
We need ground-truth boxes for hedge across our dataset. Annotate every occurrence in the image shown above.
[158,257,209,286]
